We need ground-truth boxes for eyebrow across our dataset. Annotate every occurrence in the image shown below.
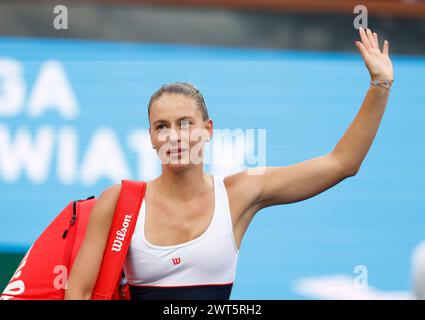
[153,116,196,126]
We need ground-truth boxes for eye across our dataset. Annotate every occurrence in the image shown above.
[156,124,166,130]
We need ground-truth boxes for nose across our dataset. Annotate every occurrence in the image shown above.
[169,124,187,146]
[169,131,181,145]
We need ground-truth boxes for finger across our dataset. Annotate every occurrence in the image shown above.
[359,27,372,51]
[355,40,370,61]
[383,40,389,57]
[366,28,377,49]
[373,32,379,50]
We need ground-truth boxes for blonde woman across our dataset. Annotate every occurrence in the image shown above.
[65,27,393,300]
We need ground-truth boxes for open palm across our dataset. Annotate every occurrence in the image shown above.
[355,27,394,82]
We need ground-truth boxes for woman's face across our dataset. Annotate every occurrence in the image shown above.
[149,93,213,169]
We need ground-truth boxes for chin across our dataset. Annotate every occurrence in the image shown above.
[164,162,194,173]
[159,151,204,172]
[162,155,191,169]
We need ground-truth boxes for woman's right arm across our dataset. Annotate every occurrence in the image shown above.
[64,184,122,300]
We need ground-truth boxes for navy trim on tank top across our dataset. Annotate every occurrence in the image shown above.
[129,283,233,300]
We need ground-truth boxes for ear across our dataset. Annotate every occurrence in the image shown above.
[205,119,213,140]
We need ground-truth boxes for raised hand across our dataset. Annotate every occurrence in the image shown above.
[355,27,394,82]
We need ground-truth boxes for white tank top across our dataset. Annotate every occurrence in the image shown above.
[123,175,240,293]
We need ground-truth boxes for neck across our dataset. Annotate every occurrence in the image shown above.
[157,165,212,201]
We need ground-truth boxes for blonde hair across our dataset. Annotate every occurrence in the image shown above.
[148,82,209,121]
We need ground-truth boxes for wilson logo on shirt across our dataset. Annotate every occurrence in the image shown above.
[171,258,181,265]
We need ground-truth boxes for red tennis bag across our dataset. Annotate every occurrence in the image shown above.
[0,179,146,300]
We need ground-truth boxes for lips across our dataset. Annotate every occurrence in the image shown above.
[167,148,187,155]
